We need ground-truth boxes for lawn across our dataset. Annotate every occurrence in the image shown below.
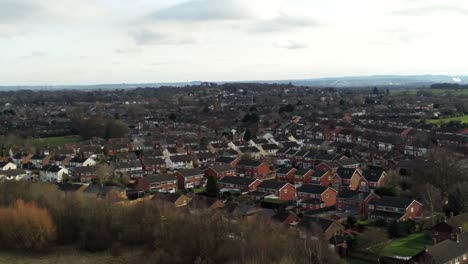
[379,233,431,257]
[426,115,468,125]
[345,258,373,264]
[28,135,82,148]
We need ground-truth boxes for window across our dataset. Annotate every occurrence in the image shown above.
[410,207,414,213]
[463,254,467,260]
[284,189,288,194]
[325,193,329,199]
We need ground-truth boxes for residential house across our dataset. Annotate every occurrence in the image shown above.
[215,156,240,168]
[39,165,69,182]
[368,196,423,222]
[362,169,388,190]
[297,184,337,210]
[256,180,296,201]
[310,170,334,186]
[29,154,50,169]
[135,174,177,193]
[83,184,127,201]
[218,176,262,192]
[0,161,17,171]
[431,213,468,243]
[298,217,345,240]
[69,157,96,167]
[271,212,299,226]
[0,168,29,181]
[174,168,205,190]
[291,168,314,187]
[235,159,271,178]
[166,155,193,169]
[334,167,368,192]
[153,193,191,208]
[275,167,297,182]
[73,165,100,182]
[141,157,167,173]
[204,164,236,178]
[411,232,468,264]
[113,160,143,174]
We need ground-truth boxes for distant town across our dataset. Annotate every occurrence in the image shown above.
[0,82,466,263]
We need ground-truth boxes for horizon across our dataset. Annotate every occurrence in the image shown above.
[1,0,468,86]
[1,73,467,87]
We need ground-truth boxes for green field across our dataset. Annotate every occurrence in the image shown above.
[29,135,82,148]
[427,115,468,125]
[378,233,431,257]
[392,89,468,96]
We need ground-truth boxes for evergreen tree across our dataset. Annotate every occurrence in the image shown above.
[206,176,219,197]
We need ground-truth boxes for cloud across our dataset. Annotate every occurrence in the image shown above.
[130,29,196,45]
[393,5,468,16]
[249,14,321,33]
[146,0,257,22]
[18,52,48,60]
[275,40,308,50]
[115,48,141,54]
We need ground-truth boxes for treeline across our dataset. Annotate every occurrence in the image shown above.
[71,117,130,140]
[430,83,468,89]
[0,182,341,264]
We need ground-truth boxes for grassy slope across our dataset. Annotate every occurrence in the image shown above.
[379,233,431,257]
[28,135,82,148]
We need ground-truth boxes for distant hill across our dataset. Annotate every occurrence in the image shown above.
[1,75,467,90]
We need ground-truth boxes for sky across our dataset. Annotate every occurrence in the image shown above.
[1,0,468,85]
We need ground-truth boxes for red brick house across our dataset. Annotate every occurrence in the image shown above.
[141,157,167,173]
[334,167,368,192]
[236,159,271,178]
[271,211,299,226]
[72,165,100,183]
[275,167,297,182]
[297,184,337,210]
[174,168,205,190]
[215,156,240,168]
[310,170,334,186]
[135,174,177,193]
[204,164,236,178]
[291,168,314,187]
[218,176,262,192]
[256,180,296,201]
[368,196,423,222]
[362,169,387,190]
[298,217,345,240]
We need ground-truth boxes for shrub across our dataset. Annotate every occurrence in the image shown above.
[0,200,55,251]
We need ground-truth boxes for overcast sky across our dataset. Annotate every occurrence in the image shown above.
[1,0,468,85]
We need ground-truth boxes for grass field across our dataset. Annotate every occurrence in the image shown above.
[0,247,142,264]
[28,135,82,148]
[378,233,431,257]
[426,115,468,125]
[392,88,468,96]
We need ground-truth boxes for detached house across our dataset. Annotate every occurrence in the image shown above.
[297,184,337,210]
[368,196,423,222]
[256,180,296,201]
[69,157,96,167]
[236,159,271,178]
[174,168,205,190]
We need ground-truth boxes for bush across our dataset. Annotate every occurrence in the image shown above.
[0,200,55,251]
